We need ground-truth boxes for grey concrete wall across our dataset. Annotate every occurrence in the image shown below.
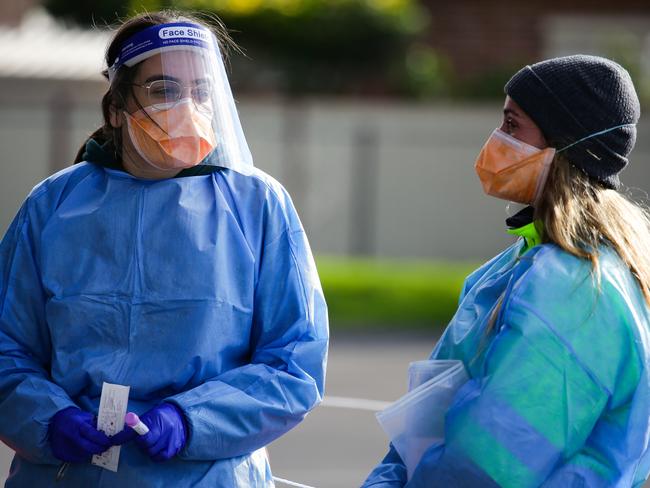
[1,91,649,261]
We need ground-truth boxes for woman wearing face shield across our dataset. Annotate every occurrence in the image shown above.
[362,55,650,487]
[0,11,328,487]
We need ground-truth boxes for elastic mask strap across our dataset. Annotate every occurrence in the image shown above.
[557,123,635,153]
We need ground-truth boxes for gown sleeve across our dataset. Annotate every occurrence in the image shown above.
[361,443,408,487]
[166,182,329,460]
[405,272,612,487]
[0,202,76,464]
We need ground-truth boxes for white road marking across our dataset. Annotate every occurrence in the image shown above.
[321,396,391,412]
[273,476,318,488]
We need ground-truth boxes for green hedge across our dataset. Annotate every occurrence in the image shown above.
[316,256,478,330]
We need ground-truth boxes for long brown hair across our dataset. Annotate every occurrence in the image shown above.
[73,10,236,164]
[536,155,650,304]
[482,154,650,340]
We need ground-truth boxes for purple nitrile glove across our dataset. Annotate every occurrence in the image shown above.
[111,403,187,462]
[49,406,112,463]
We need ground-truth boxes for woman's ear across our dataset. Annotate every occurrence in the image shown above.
[109,103,122,129]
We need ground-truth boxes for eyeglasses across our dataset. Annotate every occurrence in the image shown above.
[129,79,213,112]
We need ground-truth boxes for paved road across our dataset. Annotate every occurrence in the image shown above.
[267,332,435,487]
[0,332,435,487]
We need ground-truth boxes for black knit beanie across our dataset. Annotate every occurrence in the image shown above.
[505,54,640,189]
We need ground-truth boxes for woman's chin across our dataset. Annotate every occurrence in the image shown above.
[152,158,201,171]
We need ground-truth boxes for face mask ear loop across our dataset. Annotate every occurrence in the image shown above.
[557,123,635,153]
[531,147,556,207]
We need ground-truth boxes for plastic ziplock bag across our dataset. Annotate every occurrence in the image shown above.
[407,359,464,392]
[376,359,469,479]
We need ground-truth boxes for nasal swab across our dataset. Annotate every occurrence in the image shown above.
[125,412,150,435]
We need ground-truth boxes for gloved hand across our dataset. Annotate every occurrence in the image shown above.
[49,406,112,463]
[111,403,187,462]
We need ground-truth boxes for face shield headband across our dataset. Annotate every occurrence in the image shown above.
[108,22,212,84]
[107,21,254,174]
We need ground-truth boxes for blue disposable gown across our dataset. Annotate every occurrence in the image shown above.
[0,163,329,487]
[363,241,650,487]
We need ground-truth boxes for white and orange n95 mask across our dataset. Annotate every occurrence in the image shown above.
[474,128,555,205]
[125,99,217,170]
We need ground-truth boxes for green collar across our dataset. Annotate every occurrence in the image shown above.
[82,139,121,169]
[507,221,543,254]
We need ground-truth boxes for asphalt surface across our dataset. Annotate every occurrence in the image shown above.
[0,332,436,487]
[267,332,435,488]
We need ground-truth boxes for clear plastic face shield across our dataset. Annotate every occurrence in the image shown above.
[107,22,253,174]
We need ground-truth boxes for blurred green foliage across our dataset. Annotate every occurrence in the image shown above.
[448,64,521,101]
[147,0,433,95]
[43,0,452,97]
[316,256,478,330]
[397,43,452,98]
[38,0,650,102]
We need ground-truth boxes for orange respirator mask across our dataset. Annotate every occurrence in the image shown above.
[125,99,217,171]
[474,128,555,205]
